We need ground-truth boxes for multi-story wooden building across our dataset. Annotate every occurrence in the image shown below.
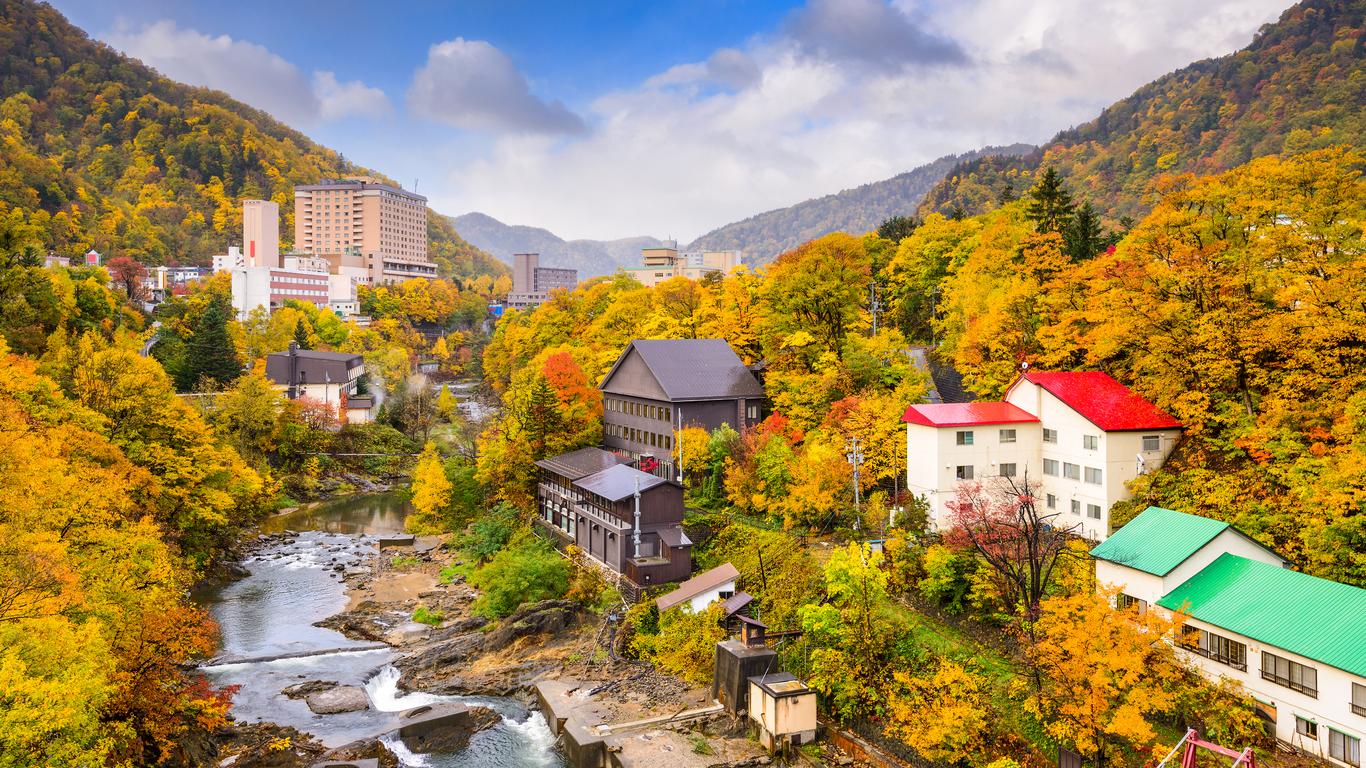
[534,447,692,587]
[600,339,764,459]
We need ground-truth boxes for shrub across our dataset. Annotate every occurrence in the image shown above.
[412,605,444,626]
[469,535,569,618]
[457,503,519,563]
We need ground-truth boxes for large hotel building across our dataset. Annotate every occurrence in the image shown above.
[294,178,437,285]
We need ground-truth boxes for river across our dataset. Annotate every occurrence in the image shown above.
[197,492,563,767]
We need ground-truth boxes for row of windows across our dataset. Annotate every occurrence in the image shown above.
[958,429,1164,452]
[606,423,672,451]
[1041,494,1102,519]
[1295,717,1361,766]
[1042,459,1103,485]
[606,397,673,422]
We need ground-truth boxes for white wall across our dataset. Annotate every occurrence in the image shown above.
[1095,560,1168,606]
[906,422,1042,531]
[683,578,737,613]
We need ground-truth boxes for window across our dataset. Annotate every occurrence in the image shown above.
[746,404,759,420]
[1116,593,1148,614]
[1353,683,1366,717]
[956,431,974,446]
[1087,504,1102,520]
[1063,462,1081,480]
[1085,467,1103,485]
[1000,463,1017,477]
[1044,459,1059,476]
[1330,729,1360,767]
[1071,500,1081,515]
[956,465,974,481]
[1083,434,1099,450]
[999,429,1017,444]
[664,407,672,422]
[1263,652,1318,697]
[1046,493,1057,509]
[1142,435,1161,452]
[1043,428,1058,444]
[1296,717,1318,740]
[1189,629,1247,671]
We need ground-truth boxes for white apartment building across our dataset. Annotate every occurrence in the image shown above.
[1094,507,1366,767]
[625,244,743,287]
[904,370,1183,541]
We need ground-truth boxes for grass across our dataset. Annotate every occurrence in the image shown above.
[688,733,714,755]
[390,554,421,570]
[412,605,445,626]
[439,561,474,584]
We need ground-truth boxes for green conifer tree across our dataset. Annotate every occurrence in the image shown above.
[292,318,312,350]
[1024,167,1076,234]
[184,297,242,390]
[1064,201,1106,261]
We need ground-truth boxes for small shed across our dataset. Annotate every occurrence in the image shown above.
[654,562,739,614]
[747,672,818,752]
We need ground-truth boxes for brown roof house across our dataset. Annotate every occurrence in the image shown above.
[600,339,764,460]
[264,342,377,424]
[534,447,692,587]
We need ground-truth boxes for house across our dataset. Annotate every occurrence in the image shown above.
[1094,507,1366,767]
[600,339,764,460]
[534,447,692,587]
[904,370,1182,541]
[655,562,740,614]
[264,343,377,424]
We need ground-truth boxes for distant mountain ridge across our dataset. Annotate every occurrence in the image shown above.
[451,212,667,278]
[685,145,1035,265]
[919,0,1366,222]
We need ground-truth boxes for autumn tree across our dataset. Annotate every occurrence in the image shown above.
[1027,592,1185,767]
[886,660,991,763]
[408,442,454,534]
[105,255,146,301]
[945,475,1080,621]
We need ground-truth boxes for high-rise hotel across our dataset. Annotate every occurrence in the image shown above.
[293,178,437,285]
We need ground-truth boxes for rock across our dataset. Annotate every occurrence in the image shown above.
[322,738,401,768]
[305,686,370,714]
[484,599,578,651]
[214,723,326,768]
[281,680,338,699]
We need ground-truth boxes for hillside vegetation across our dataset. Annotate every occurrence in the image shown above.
[919,0,1364,222]
[687,145,1033,265]
[0,0,504,279]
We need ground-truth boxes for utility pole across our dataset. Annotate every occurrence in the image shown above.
[632,476,642,558]
[846,436,864,531]
[869,281,882,336]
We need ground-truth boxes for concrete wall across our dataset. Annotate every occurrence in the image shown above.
[906,421,1043,531]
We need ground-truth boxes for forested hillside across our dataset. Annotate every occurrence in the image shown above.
[687,145,1033,264]
[451,211,665,277]
[0,0,504,279]
[918,0,1364,222]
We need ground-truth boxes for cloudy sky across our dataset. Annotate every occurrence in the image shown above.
[53,0,1288,242]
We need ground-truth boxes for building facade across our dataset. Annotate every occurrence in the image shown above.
[600,339,764,460]
[1094,507,1366,767]
[294,178,433,285]
[242,199,280,267]
[904,370,1183,541]
[625,244,743,287]
[534,447,692,587]
[263,344,376,423]
[507,252,578,310]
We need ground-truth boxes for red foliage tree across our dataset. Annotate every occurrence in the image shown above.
[105,255,146,301]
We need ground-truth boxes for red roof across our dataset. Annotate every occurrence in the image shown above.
[902,402,1039,428]
[1012,372,1182,431]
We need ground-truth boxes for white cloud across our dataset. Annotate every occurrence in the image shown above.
[314,71,391,120]
[104,20,389,125]
[434,0,1288,243]
[406,38,585,135]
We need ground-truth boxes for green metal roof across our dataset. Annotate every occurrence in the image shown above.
[1158,553,1366,679]
[1089,506,1232,576]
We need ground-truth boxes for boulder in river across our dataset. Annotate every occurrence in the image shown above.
[305,685,371,714]
[281,680,339,699]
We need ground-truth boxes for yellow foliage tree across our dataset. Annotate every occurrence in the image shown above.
[408,442,453,534]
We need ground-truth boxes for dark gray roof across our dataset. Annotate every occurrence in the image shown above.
[572,463,667,501]
[657,526,693,549]
[908,345,976,404]
[265,349,363,386]
[720,591,753,616]
[534,447,627,480]
[600,339,763,401]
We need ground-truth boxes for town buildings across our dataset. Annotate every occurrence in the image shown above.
[263,343,377,423]
[599,339,764,460]
[293,178,436,285]
[506,252,578,310]
[242,199,280,267]
[533,447,692,587]
[904,370,1182,541]
[625,244,743,287]
[655,562,740,614]
[1093,507,1366,767]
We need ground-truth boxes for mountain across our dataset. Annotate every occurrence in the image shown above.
[0,0,505,279]
[685,145,1035,265]
[452,212,667,278]
[919,0,1365,222]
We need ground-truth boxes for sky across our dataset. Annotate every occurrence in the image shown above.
[50,0,1290,243]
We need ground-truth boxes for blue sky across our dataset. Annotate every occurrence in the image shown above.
[50,0,1288,242]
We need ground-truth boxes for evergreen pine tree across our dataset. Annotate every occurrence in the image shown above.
[184,296,242,390]
[998,179,1016,204]
[292,318,312,350]
[520,375,564,460]
[1064,201,1106,261]
[1024,167,1076,234]
[876,215,919,243]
